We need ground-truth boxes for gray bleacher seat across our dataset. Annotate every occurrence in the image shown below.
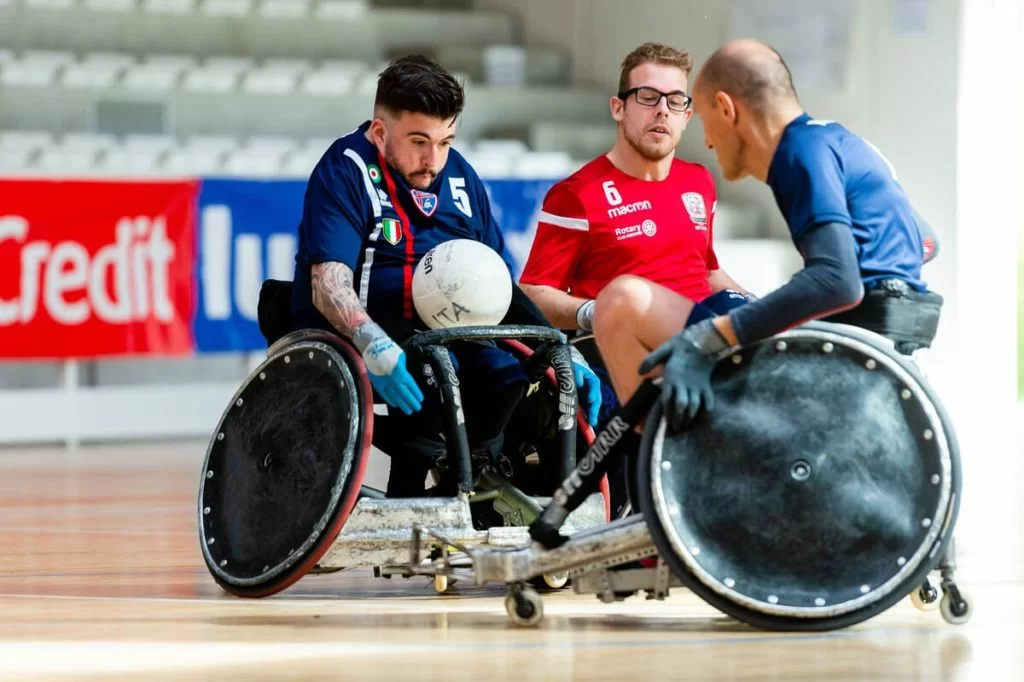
[0,50,75,87]
[97,133,177,174]
[122,54,195,90]
[142,0,196,12]
[0,130,54,171]
[257,0,312,19]
[161,134,237,174]
[200,0,253,17]
[83,0,137,11]
[61,52,136,89]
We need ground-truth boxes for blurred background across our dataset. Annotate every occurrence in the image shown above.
[0,0,1020,479]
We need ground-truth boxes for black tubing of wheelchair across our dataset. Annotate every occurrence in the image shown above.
[529,378,660,544]
[423,343,474,494]
[545,343,578,483]
[634,329,963,631]
[404,325,566,350]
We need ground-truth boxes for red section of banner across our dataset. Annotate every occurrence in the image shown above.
[0,179,198,359]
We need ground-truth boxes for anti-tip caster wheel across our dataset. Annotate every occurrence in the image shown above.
[940,585,971,625]
[910,577,940,611]
[434,574,449,593]
[531,572,570,591]
[505,583,544,627]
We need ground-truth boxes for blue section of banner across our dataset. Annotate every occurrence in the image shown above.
[191,177,554,353]
[193,178,307,353]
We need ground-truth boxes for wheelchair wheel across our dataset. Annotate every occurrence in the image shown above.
[198,329,374,598]
[636,322,961,631]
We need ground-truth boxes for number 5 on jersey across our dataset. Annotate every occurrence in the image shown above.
[450,178,473,217]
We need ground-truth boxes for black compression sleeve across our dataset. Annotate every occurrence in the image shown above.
[730,221,864,346]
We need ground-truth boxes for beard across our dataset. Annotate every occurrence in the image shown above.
[404,169,437,189]
[623,125,677,162]
[384,145,437,190]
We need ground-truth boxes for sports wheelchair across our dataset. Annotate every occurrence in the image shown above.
[198,283,611,597]
[424,319,970,629]
[198,283,969,631]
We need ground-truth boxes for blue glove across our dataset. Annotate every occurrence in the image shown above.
[569,346,602,427]
[353,322,424,416]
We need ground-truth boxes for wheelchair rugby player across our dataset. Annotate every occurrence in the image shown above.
[197,55,607,598]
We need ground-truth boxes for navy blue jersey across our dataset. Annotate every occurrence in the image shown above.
[768,113,927,290]
[291,121,512,337]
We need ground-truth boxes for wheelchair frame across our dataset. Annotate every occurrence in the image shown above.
[402,323,972,630]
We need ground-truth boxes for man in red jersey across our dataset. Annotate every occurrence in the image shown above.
[519,43,750,515]
[519,42,750,336]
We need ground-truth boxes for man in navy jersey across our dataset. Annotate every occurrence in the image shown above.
[289,55,600,496]
[593,39,942,430]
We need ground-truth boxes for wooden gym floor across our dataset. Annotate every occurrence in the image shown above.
[0,415,1021,681]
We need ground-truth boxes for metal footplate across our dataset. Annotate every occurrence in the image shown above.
[316,491,608,571]
[410,514,657,586]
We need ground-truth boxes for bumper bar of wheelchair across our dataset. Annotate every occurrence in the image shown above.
[408,514,658,586]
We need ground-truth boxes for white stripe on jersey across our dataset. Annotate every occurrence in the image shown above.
[359,223,383,308]
[343,147,383,306]
[343,148,382,218]
[538,210,589,231]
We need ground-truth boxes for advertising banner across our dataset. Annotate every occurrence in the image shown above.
[0,176,553,358]
[0,179,197,359]
[193,178,306,353]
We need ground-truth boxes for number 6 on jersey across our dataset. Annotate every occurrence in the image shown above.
[602,180,622,206]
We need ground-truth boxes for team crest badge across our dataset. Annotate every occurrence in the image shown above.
[367,164,382,184]
[681,192,707,227]
[411,189,438,217]
[381,218,402,245]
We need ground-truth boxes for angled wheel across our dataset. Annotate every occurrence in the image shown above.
[198,330,373,598]
[637,322,961,631]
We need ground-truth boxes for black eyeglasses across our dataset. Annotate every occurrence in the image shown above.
[617,87,692,113]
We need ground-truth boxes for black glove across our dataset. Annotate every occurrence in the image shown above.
[638,318,734,430]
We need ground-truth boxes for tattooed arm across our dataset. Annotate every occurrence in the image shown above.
[311,260,424,415]
[310,261,371,339]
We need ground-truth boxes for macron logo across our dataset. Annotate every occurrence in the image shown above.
[607,200,651,219]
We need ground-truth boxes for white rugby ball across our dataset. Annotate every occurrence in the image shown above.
[412,239,513,329]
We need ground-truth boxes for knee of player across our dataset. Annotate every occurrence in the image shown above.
[593,275,647,334]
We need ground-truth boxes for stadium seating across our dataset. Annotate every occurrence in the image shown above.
[0,0,611,179]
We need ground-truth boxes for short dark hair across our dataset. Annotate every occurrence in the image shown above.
[374,55,465,120]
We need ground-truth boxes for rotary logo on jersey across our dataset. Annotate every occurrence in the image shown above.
[681,192,707,228]
[411,189,438,217]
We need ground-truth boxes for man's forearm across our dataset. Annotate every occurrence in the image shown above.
[707,268,750,295]
[519,283,589,330]
[311,261,372,339]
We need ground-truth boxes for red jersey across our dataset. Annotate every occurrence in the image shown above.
[519,155,719,302]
